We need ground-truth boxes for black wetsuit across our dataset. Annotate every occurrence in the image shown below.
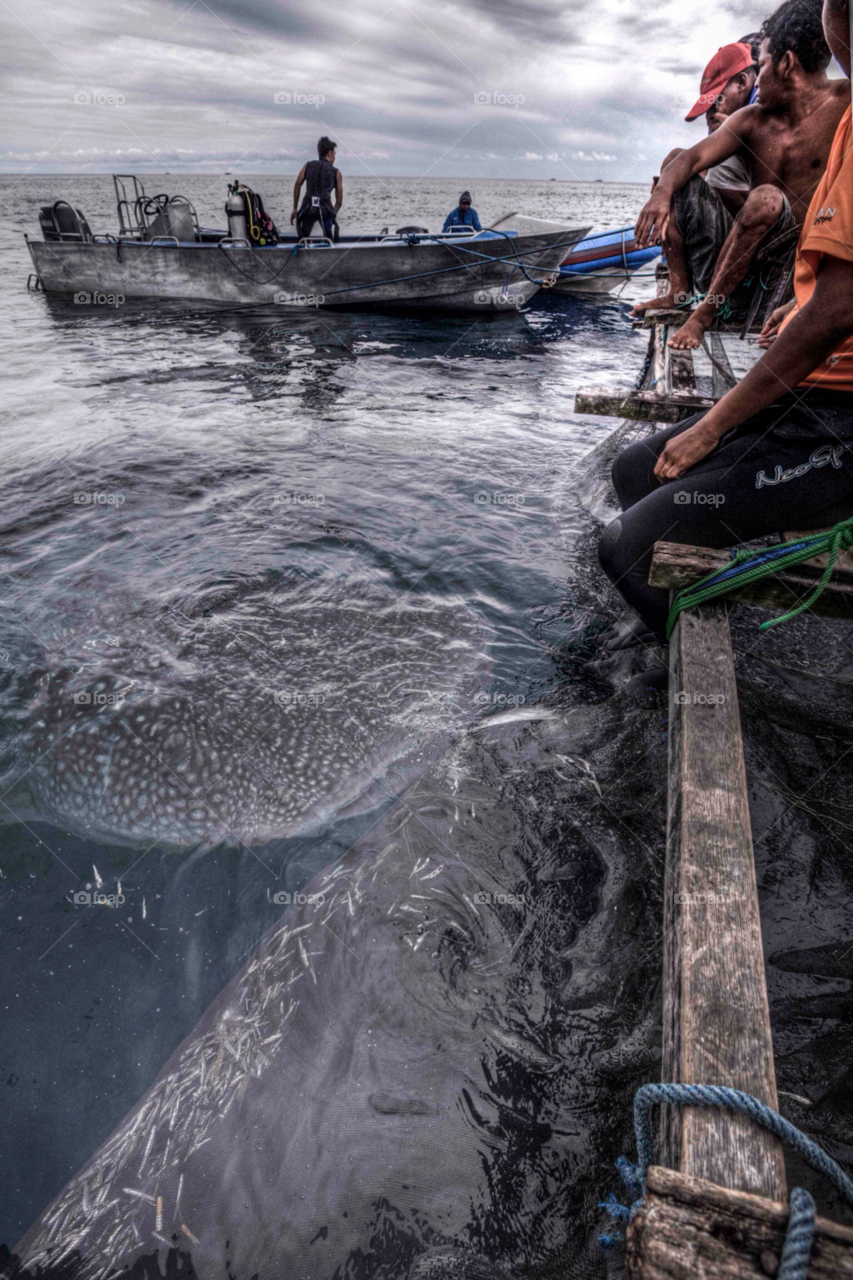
[297,159,338,239]
[598,387,853,639]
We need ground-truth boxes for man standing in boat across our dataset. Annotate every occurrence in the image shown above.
[599,0,853,647]
[632,0,848,351]
[291,137,343,240]
[442,192,482,233]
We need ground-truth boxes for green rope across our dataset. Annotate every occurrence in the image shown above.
[664,515,853,638]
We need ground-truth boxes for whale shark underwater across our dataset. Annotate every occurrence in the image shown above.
[0,570,488,850]
[9,694,668,1280]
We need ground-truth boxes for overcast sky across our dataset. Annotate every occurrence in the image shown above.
[0,0,836,181]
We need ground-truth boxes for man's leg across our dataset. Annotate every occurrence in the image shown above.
[631,174,731,317]
[631,152,695,316]
[599,396,853,638]
[669,185,786,350]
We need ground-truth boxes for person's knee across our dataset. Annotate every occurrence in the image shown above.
[738,184,784,232]
[611,440,658,508]
[660,147,685,170]
[598,516,625,582]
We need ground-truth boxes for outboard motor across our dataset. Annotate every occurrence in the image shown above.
[225,188,249,241]
[39,201,93,242]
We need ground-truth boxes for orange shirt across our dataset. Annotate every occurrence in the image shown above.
[779,104,853,390]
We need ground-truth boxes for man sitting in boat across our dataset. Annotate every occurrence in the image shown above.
[442,192,482,233]
[599,0,853,648]
[632,0,848,351]
[291,137,343,240]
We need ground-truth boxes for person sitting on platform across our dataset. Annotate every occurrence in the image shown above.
[632,0,848,351]
[598,0,853,647]
[442,192,482,233]
[291,137,343,240]
[655,41,759,221]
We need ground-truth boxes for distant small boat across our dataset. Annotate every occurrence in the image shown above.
[490,214,660,295]
[26,175,590,314]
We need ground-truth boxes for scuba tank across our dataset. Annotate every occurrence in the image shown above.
[225,187,249,241]
[226,181,280,245]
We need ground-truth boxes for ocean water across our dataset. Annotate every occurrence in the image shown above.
[1,175,659,1255]
[6,173,851,1277]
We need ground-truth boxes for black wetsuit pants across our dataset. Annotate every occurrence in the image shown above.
[598,388,853,639]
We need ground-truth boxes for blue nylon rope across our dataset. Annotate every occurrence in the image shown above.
[600,1083,853,1280]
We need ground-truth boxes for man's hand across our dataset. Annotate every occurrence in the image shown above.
[654,420,722,482]
[757,298,797,348]
[636,189,672,247]
[290,209,298,225]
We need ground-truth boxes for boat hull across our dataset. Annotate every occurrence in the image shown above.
[26,229,588,313]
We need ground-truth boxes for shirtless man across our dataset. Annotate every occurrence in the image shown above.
[632,0,849,351]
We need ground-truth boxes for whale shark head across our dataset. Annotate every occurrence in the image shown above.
[2,570,487,849]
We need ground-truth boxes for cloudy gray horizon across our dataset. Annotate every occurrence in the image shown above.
[1,0,841,182]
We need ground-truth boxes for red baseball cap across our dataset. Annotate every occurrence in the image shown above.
[685,43,755,120]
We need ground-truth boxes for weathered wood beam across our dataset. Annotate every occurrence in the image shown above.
[664,602,786,1199]
[632,309,690,329]
[574,386,714,423]
[627,1166,853,1280]
[649,541,853,617]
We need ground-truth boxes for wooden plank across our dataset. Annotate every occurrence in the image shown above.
[667,347,697,396]
[649,542,853,617]
[627,1166,853,1280]
[664,602,786,1199]
[633,309,690,329]
[574,386,714,423]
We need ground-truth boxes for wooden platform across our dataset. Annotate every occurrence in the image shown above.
[629,1167,853,1279]
[625,538,853,1278]
[574,311,756,424]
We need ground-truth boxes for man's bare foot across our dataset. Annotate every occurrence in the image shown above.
[630,290,688,318]
[668,303,714,350]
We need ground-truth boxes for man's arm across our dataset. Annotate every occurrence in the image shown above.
[290,165,307,224]
[442,211,454,232]
[636,110,754,245]
[333,171,343,214]
[654,253,853,480]
[471,210,482,231]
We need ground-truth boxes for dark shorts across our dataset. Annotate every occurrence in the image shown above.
[297,206,336,240]
[671,175,799,316]
[598,387,853,638]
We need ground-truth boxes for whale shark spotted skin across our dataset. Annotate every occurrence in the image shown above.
[3,572,487,849]
[12,698,665,1280]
